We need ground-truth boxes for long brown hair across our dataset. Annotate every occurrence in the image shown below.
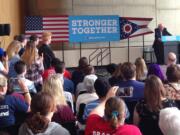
[21,41,38,66]
[26,92,56,134]
[144,75,166,112]
[104,97,125,129]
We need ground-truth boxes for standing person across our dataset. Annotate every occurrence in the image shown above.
[17,34,28,57]
[18,92,70,135]
[6,41,21,78]
[21,41,44,92]
[0,48,9,76]
[153,24,171,65]
[38,32,55,69]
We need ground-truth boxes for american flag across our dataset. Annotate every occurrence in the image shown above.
[25,16,69,42]
[120,17,153,40]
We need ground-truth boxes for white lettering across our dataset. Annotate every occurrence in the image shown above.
[0,111,9,117]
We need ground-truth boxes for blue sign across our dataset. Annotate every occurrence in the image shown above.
[69,15,120,42]
[162,36,180,42]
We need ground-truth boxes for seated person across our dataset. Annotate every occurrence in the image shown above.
[83,78,130,121]
[18,92,70,135]
[54,61,74,95]
[147,64,165,82]
[85,88,142,135]
[164,64,180,100]
[159,107,180,135]
[9,61,37,94]
[0,75,30,135]
[118,62,145,101]
[133,75,177,135]
[76,74,98,114]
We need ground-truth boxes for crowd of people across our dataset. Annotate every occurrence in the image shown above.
[0,31,179,135]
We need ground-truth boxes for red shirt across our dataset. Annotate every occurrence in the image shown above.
[64,69,72,80]
[85,114,142,135]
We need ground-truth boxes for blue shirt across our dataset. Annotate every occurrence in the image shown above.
[63,77,75,94]
[0,95,28,127]
[118,80,145,101]
[8,55,20,78]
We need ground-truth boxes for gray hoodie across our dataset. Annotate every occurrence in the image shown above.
[18,122,70,135]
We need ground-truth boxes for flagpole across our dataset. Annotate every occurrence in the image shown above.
[142,35,145,59]
[128,38,130,62]
[62,42,65,62]
[80,42,82,58]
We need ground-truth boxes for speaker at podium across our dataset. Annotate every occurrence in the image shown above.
[162,36,180,64]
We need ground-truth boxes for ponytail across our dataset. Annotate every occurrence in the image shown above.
[110,111,119,129]
[26,112,49,134]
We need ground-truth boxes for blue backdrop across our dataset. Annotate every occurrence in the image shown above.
[69,15,120,42]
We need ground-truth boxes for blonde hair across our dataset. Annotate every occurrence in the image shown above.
[21,41,38,66]
[135,57,147,80]
[42,32,52,42]
[6,41,21,60]
[42,74,67,106]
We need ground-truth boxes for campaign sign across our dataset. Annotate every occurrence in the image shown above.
[69,15,120,42]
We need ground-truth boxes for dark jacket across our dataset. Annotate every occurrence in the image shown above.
[155,27,171,40]
[38,44,55,69]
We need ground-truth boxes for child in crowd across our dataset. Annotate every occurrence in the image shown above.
[9,61,36,94]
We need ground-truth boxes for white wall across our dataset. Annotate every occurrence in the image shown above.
[54,0,180,67]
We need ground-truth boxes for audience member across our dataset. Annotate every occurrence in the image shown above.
[147,63,165,82]
[54,61,74,95]
[42,75,75,122]
[0,75,30,135]
[118,62,144,101]
[6,41,21,78]
[76,65,95,97]
[9,61,37,94]
[0,48,8,76]
[164,64,180,100]
[21,41,44,92]
[72,57,89,89]
[76,74,98,114]
[29,34,40,47]
[85,90,142,135]
[38,32,55,69]
[18,92,70,135]
[133,75,177,135]
[135,57,147,81]
[17,34,28,56]
[159,107,180,135]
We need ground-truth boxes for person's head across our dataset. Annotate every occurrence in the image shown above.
[158,23,164,31]
[29,34,40,46]
[104,97,126,128]
[106,63,118,75]
[51,57,61,68]
[0,75,8,97]
[94,78,111,99]
[83,65,95,75]
[26,92,56,134]
[42,32,52,44]
[135,57,147,80]
[159,107,180,135]
[14,35,19,41]
[14,60,27,75]
[167,52,177,65]
[42,74,67,106]
[54,61,65,74]
[83,74,97,93]
[121,62,136,80]
[144,75,166,112]
[78,57,88,69]
[112,63,123,79]
[166,64,180,83]
[6,41,21,60]
[17,34,28,47]
[21,41,38,66]
[147,64,164,81]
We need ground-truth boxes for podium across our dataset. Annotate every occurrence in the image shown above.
[162,36,180,63]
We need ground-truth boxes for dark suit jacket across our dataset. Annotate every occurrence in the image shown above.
[155,28,171,40]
